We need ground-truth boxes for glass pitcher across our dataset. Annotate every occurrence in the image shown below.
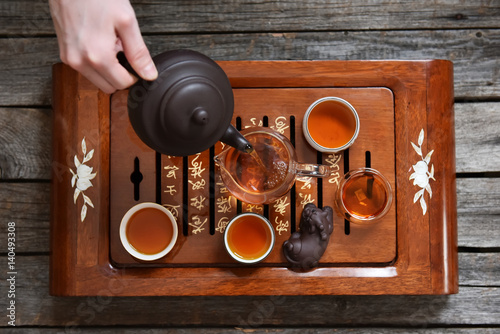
[214,127,332,204]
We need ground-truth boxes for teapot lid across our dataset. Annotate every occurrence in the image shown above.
[128,50,234,156]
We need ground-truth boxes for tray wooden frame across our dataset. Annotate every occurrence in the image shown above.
[50,60,457,296]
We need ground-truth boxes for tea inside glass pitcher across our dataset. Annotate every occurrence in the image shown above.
[224,132,291,194]
[215,127,331,204]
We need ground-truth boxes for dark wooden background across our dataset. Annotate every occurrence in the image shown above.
[1,0,499,332]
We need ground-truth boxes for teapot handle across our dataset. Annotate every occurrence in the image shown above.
[294,162,332,178]
[117,52,140,78]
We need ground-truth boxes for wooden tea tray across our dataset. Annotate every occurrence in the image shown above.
[51,60,457,296]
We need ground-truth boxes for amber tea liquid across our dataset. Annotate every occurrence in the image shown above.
[126,207,174,255]
[224,132,290,194]
[226,215,272,260]
[342,174,388,219]
[307,100,357,149]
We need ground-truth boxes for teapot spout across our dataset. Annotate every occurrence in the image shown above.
[220,124,253,153]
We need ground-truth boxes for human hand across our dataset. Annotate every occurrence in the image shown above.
[49,0,158,94]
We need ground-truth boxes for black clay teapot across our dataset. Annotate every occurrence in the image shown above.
[119,49,252,156]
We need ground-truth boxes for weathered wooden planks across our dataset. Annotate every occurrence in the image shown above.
[455,102,500,173]
[0,183,50,253]
[1,256,499,327]
[0,0,498,330]
[3,102,500,179]
[1,0,499,36]
[459,253,500,286]
[2,173,500,254]
[456,178,500,248]
[3,329,500,334]
[0,108,52,180]
[1,29,499,106]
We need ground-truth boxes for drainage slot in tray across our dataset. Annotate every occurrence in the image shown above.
[130,157,143,201]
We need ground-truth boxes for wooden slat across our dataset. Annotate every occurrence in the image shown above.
[109,91,157,264]
[1,0,499,36]
[1,29,499,106]
[456,178,500,248]
[0,108,51,180]
[238,115,265,216]
[455,102,500,173]
[0,183,49,253]
[459,253,500,286]
[1,256,499,326]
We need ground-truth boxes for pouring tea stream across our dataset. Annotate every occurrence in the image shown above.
[214,127,332,204]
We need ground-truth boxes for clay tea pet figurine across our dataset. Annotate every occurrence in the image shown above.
[283,203,334,269]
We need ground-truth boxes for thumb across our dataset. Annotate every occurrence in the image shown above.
[116,12,158,81]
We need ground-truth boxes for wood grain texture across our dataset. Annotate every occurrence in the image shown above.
[2,256,500,327]
[1,29,499,106]
[109,87,397,266]
[456,178,500,248]
[455,102,500,173]
[2,178,498,254]
[3,330,500,334]
[1,103,498,181]
[48,61,456,296]
[0,0,498,330]
[0,108,51,180]
[0,183,49,253]
[1,0,499,36]
[458,253,500,286]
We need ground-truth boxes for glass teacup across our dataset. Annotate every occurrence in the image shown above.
[333,168,393,224]
[214,127,331,204]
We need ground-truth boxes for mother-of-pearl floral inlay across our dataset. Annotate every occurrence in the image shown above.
[69,138,96,222]
[410,129,435,215]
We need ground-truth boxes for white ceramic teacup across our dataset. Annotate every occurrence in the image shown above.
[303,97,360,153]
[224,213,275,264]
[119,202,178,261]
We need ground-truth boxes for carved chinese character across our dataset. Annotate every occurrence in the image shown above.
[216,181,229,194]
[215,217,230,234]
[164,185,177,195]
[163,204,180,219]
[246,118,263,127]
[270,116,289,134]
[191,195,207,210]
[245,204,263,213]
[274,216,289,235]
[189,215,207,234]
[189,153,205,179]
[164,165,179,179]
[188,179,206,190]
[298,177,313,190]
[325,154,342,186]
[216,197,232,213]
[273,196,289,216]
[299,193,315,207]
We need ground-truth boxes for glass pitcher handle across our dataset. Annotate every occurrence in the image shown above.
[294,162,331,177]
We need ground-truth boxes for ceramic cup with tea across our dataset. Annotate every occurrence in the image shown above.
[119,202,178,261]
[302,97,360,153]
[333,168,393,224]
[214,127,332,204]
[224,213,275,264]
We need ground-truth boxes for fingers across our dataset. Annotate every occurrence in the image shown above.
[49,0,153,93]
[60,44,138,94]
[116,6,158,81]
[76,62,130,95]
